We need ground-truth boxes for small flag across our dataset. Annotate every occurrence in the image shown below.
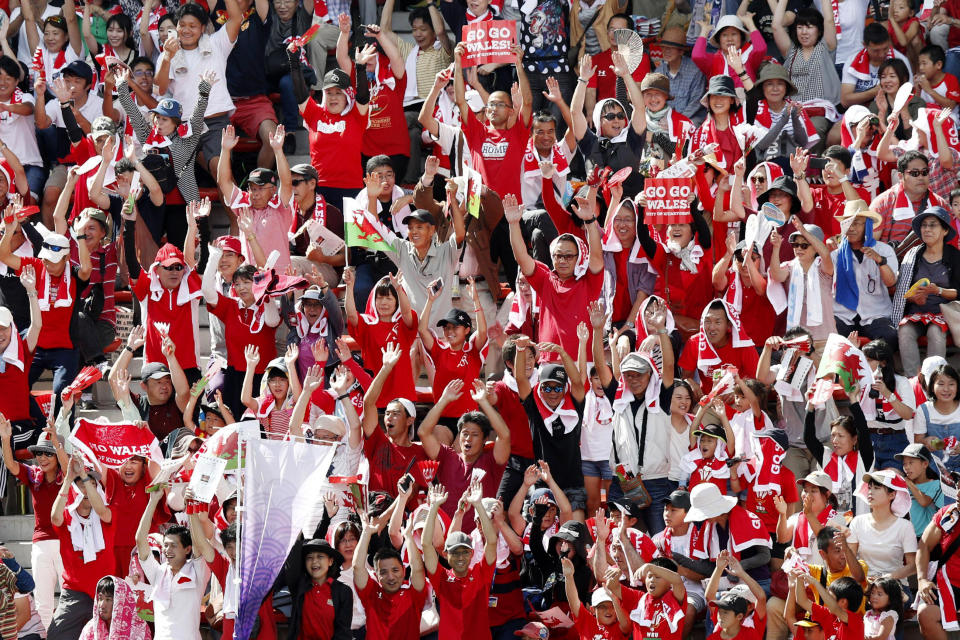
[343,197,396,252]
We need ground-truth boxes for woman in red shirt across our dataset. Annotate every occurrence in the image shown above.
[284,537,353,640]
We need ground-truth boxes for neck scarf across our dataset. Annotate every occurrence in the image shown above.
[612,354,663,414]
[36,262,73,312]
[466,8,493,21]
[694,299,754,374]
[846,47,893,84]
[80,576,151,640]
[835,218,875,311]
[507,275,539,331]
[661,240,704,273]
[66,488,106,563]
[908,107,960,155]
[533,382,579,434]
[360,275,402,325]
[522,138,570,179]
[502,369,538,394]
[0,321,25,374]
[295,298,329,339]
[786,257,823,329]
[147,263,202,305]
[630,590,685,634]
[823,449,860,495]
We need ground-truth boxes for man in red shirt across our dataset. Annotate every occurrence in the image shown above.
[422,482,498,640]
[809,146,869,239]
[0,267,44,448]
[361,342,426,496]
[353,508,428,640]
[488,337,538,504]
[129,242,204,381]
[678,299,760,397]
[48,456,116,639]
[507,191,604,358]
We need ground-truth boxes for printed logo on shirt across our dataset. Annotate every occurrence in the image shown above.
[316,119,347,134]
[481,140,509,159]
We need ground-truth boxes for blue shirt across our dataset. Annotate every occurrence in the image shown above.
[656,56,706,124]
[910,479,945,537]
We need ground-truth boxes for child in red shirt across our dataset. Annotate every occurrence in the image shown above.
[419,278,487,440]
[705,552,768,640]
[563,557,630,640]
[795,573,865,640]
[611,558,687,640]
[682,407,737,493]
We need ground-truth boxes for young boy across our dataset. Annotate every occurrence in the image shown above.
[682,420,736,493]
[917,44,960,111]
[895,443,945,537]
[654,490,712,636]
[795,574,865,640]
[705,551,768,640]
[563,558,631,639]
[609,558,687,640]
[708,592,753,640]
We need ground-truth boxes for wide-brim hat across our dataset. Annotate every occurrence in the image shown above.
[684,483,737,521]
[856,469,912,517]
[700,75,741,109]
[913,205,957,243]
[749,62,798,99]
[302,538,345,566]
[757,176,802,215]
[835,199,882,226]
[28,432,57,456]
[709,15,749,49]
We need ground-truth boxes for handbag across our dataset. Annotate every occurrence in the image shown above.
[80,252,107,321]
[611,402,653,509]
[568,2,603,67]
[141,150,177,194]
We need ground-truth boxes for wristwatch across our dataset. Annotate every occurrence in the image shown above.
[878,256,888,267]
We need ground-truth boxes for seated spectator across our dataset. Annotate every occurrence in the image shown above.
[913,363,960,474]
[879,106,959,205]
[871,59,925,142]
[841,22,912,109]
[861,339,915,471]
[895,443,945,537]
[656,26,707,125]
[0,58,44,201]
[610,558,687,640]
[847,469,918,584]
[892,205,960,376]
[746,63,819,168]
[915,502,960,640]
[77,575,151,640]
[917,44,960,111]
[792,574,866,640]
[874,152,946,248]
[640,73,694,153]
[693,13,767,85]
[678,300,759,398]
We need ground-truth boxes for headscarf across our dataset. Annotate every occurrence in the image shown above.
[694,300,754,374]
[79,576,152,640]
[747,162,783,209]
[592,98,630,144]
[550,233,590,280]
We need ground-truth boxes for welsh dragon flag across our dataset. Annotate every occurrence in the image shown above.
[809,333,874,407]
[343,197,396,252]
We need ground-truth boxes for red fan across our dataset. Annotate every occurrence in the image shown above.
[31,47,45,81]
[60,366,103,400]
[416,460,439,485]
[780,336,813,353]
[328,475,363,485]
[3,205,39,225]
[289,23,321,51]
[602,166,633,199]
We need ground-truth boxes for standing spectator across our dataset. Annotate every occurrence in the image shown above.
[861,339,915,471]
[656,26,707,125]
[282,536,352,640]
[0,60,44,201]
[693,13,767,85]
[0,268,44,449]
[514,0,573,121]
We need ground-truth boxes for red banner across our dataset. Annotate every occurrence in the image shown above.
[461,20,516,67]
[71,418,163,468]
[643,177,693,225]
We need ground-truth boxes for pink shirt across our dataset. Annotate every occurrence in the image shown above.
[229,187,295,271]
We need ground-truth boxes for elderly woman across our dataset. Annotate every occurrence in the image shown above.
[892,206,960,377]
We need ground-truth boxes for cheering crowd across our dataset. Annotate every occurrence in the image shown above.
[2,0,960,637]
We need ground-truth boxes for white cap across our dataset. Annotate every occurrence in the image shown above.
[726,584,757,605]
[591,589,614,607]
[0,307,12,328]
[921,356,948,380]
[38,234,70,263]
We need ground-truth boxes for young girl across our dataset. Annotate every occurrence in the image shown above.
[667,380,696,488]
[418,277,487,442]
[804,385,873,516]
[576,319,615,517]
[241,345,302,440]
[861,339,916,470]
[913,363,960,474]
[896,443,945,537]
[728,375,773,460]
[682,411,737,494]
[98,13,137,67]
[864,578,904,640]
[343,271,417,408]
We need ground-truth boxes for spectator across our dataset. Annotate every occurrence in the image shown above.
[915,502,960,640]
[847,469,918,584]
[913,363,960,474]
[841,22,912,109]
[861,338,915,470]
[0,271,44,449]
[874,152,944,247]
[917,44,960,110]
[241,345,300,440]
[878,107,958,206]
[895,443,945,537]
[585,13,651,118]
[871,58,924,142]
[888,0,924,66]
[892,205,960,376]
[656,26,707,125]
[77,575,151,640]
[0,60,44,201]
[678,300,760,397]
[283,536,352,639]
[693,13,767,85]
[640,73,694,156]
[289,162,345,286]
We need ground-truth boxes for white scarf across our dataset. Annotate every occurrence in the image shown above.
[37,264,73,311]
[502,369,538,394]
[148,264,202,304]
[354,185,410,239]
[592,99,630,144]
[66,489,106,563]
[662,241,704,273]
[0,320,24,373]
[786,258,822,329]
[223,560,237,619]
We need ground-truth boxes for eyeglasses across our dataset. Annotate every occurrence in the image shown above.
[487,101,509,109]
[920,220,945,230]
[602,112,627,121]
[160,264,184,271]
[35,451,56,458]
[540,383,565,393]
[41,242,67,253]
[750,176,766,183]
[904,168,930,177]
[552,253,577,261]
[790,242,810,250]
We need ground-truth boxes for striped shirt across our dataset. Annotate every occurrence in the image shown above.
[71,241,118,326]
[394,36,452,103]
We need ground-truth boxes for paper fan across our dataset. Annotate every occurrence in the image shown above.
[416,460,440,485]
[606,167,633,187]
[612,29,645,73]
[153,322,170,338]
[760,202,787,227]
[893,82,914,114]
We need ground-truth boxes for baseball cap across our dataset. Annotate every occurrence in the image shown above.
[61,60,93,83]
[436,309,473,328]
[391,397,416,418]
[539,364,568,386]
[529,487,557,505]
[301,286,325,302]
[0,307,12,328]
[154,243,186,267]
[591,589,614,607]
[896,442,936,463]
[620,353,653,375]
[247,168,278,187]
[215,235,243,255]
[141,362,172,380]
[667,489,691,511]
[402,209,437,226]
[266,357,289,376]
[609,498,642,520]
[795,614,821,628]
[90,116,116,141]
[38,234,70,263]
[322,68,351,90]
[444,531,473,552]
[799,470,833,491]
[726,584,758,605]
[693,423,727,441]
[713,592,749,615]
[290,163,319,181]
[465,89,485,113]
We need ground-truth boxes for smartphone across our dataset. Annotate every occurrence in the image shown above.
[398,473,414,493]
[429,279,443,296]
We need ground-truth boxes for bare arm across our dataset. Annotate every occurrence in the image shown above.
[136,490,163,560]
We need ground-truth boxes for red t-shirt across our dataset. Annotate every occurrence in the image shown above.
[705,603,760,640]
[620,586,685,640]
[742,467,800,533]
[302,99,367,190]
[809,186,871,238]
[678,337,761,394]
[810,603,864,640]
[434,445,504,532]
[462,110,529,200]
[361,69,410,158]
[493,379,536,459]
[587,48,651,102]
[55,508,117,597]
[611,250,633,323]
[688,456,731,494]
[428,559,496,640]
[586,519,657,561]
[17,257,80,350]
[351,313,418,408]
[132,270,202,371]
[105,468,168,576]
[573,602,629,640]
[526,261,604,359]
[301,579,337,640]
[724,271,777,345]
[933,504,960,586]
[208,294,278,373]
[16,465,62,542]
[650,245,716,322]
[363,427,426,496]
[0,332,34,422]
[356,580,428,640]
[429,334,486,417]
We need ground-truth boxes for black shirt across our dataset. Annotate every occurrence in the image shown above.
[222,6,271,97]
[521,393,585,489]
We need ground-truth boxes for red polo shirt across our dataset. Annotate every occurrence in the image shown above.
[351,313,418,408]
[301,579,336,640]
[133,270,202,370]
[429,335,486,417]
[427,559,496,640]
[0,332,34,422]
[54,507,117,598]
[105,468,168,577]
[16,464,62,542]
[208,293,278,374]
[356,579,428,640]
[363,427,426,496]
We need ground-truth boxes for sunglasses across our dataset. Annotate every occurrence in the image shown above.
[291,178,307,186]
[552,253,578,261]
[132,70,155,77]
[41,243,67,253]
[750,176,766,183]
[540,383,565,393]
[602,112,627,121]
[790,242,810,250]
[904,168,930,177]
[35,451,56,458]
[160,264,184,272]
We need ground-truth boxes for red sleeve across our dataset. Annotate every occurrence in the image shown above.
[15,256,41,277]
[744,30,768,79]
[678,336,701,372]
[947,73,960,101]
[810,603,836,629]
[426,564,451,598]
[781,469,800,502]
[355,574,378,606]
[186,270,201,290]
[843,610,864,637]
[542,178,580,238]
[694,166,716,215]
[620,585,642,612]
[343,357,373,390]
[133,273,149,300]
[301,98,323,131]
[15,464,34,486]
[739,346,761,378]
[310,388,336,414]
[463,109,484,144]
[691,37,713,76]
[524,261,552,294]
[206,293,233,321]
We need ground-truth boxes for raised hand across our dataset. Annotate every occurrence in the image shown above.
[503,194,522,223]
[269,124,286,151]
[588,300,605,329]
[19,264,36,296]
[573,193,596,221]
[427,484,448,508]
[523,464,540,487]
[221,125,239,151]
[338,13,351,34]
[162,34,181,57]
[355,44,377,66]
[610,51,630,78]
[538,460,554,484]
[790,148,809,178]
[381,342,402,369]
[244,344,261,367]
[424,155,440,181]
[542,76,563,104]
[579,53,596,80]
[464,478,483,505]
[302,364,324,393]
[561,556,575,577]
[311,338,329,364]
[470,379,487,404]
[577,321,589,345]
[0,414,11,441]
[284,343,299,366]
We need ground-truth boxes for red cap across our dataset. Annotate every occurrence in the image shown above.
[155,243,185,267]
[215,235,243,255]
[514,622,549,639]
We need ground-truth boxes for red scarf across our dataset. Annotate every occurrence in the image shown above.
[36,263,72,312]
[466,8,493,22]
[739,435,786,493]
[711,41,755,80]
[892,181,944,221]
[533,386,579,433]
[823,449,860,494]
[846,47,893,83]
[792,507,836,555]
[688,111,744,170]
[630,590,685,634]
[522,138,570,179]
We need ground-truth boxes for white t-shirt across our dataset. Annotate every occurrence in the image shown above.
[841,48,913,90]
[10,4,61,66]
[847,514,918,581]
[0,91,43,167]
[142,555,213,640]
[44,91,104,130]
[912,400,960,435]
[166,27,237,118]
[864,374,916,435]
[581,390,614,461]
[667,416,692,483]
